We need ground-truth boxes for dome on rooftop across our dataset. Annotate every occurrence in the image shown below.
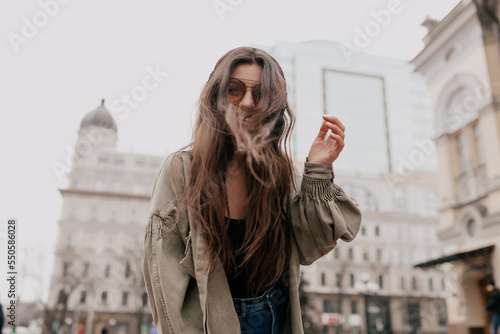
[80,99,117,132]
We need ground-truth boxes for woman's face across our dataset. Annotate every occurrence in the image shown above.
[227,63,263,124]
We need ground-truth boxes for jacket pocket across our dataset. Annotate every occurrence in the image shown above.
[180,232,195,278]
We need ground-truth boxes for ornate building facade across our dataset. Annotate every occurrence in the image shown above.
[412,1,500,333]
[48,100,159,334]
[297,168,447,334]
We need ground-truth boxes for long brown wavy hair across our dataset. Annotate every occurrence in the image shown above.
[176,46,295,296]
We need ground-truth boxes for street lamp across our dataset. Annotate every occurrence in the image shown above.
[354,273,381,334]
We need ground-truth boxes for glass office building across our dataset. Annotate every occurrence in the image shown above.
[262,40,436,176]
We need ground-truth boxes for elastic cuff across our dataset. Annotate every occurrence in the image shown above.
[300,177,334,201]
[303,161,335,181]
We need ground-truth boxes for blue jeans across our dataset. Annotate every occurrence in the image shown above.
[493,314,500,334]
[232,282,289,334]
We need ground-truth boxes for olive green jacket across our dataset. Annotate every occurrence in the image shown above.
[142,151,362,333]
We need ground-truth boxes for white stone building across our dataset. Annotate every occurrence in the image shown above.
[48,100,159,334]
[261,40,436,176]
[412,0,500,333]
[297,169,447,334]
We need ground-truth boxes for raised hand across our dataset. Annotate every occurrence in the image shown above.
[307,115,345,164]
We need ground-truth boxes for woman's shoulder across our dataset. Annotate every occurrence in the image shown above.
[150,150,192,216]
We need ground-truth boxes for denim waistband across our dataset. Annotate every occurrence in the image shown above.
[232,281,289,333]
[232,281,279,303]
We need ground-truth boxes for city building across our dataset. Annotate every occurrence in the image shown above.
[263,40,447,333]
[261,40,437,176]
[412,0,500,333]
[297,168,447,334]
[47,100,158,334]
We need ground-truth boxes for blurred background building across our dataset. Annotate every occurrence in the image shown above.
[299,171,447,334]
[47,100,157,334]
[412,0,500,333]
[261,40,437,176]
[262,40,447,333]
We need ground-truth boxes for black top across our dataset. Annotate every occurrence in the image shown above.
[226,217,250,298]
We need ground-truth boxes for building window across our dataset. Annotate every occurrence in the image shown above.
[350,274,355,288]
[101,291,108,306]
[85,232,96,248]
[336,273,342,288]
[404,303,421,332]
[412,276,418,291]
[106,234,115,248]
[441,278,445,291]
[70,205,77,219]
[376,249,382,262]
[151,162,160,173]
[105,264,110,278]
[436,302,447,326]
[80,291,86,304]
[457,131,470,173]
[97,158,107,169]
[401,276,405,291]
[65,233,74,247]
[130,209,136,223]
[90,205,98,221]
[113,160,124,171]
[323,299,341,313]
[142,292,148,307]
[378,275,384,290]
[361,226,366,236]
[125,262,131,278]
[62,261,69,277]
[83,262,89,277]
[466,219,477,237]
[474,123,485,165]
[362,248,369,261]
[122,292,128,306]
[135,160,146,171]
[429,278,434,292]
[321,273,326,286]
[110,207,117,222]
[394,186,406,211]
[58,289,67,304]
[125,234,135,250]
[348,248,353,260]
[351,301,358,314]
[375,225,380,236]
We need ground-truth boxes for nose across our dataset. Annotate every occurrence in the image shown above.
[239,88,255,109]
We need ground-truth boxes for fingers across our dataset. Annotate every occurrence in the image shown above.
[322,115,345,133]
[329,132,345,148]
[324,122,345,140]
[315,120,330,140]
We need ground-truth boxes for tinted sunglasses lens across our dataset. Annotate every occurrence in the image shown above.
[228,79,245,103]
[252,84,261,104]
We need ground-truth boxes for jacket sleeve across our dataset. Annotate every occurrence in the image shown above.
[290,161,362,265]
[142,153,204,333]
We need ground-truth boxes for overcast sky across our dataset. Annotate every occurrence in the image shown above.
[0,0,461,302]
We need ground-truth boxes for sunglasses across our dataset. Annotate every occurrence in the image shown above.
[227,77,261,105]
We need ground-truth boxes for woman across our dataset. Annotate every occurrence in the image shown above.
[142,46,362,333]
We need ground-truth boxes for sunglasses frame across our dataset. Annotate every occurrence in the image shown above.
[227,77,261,104]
